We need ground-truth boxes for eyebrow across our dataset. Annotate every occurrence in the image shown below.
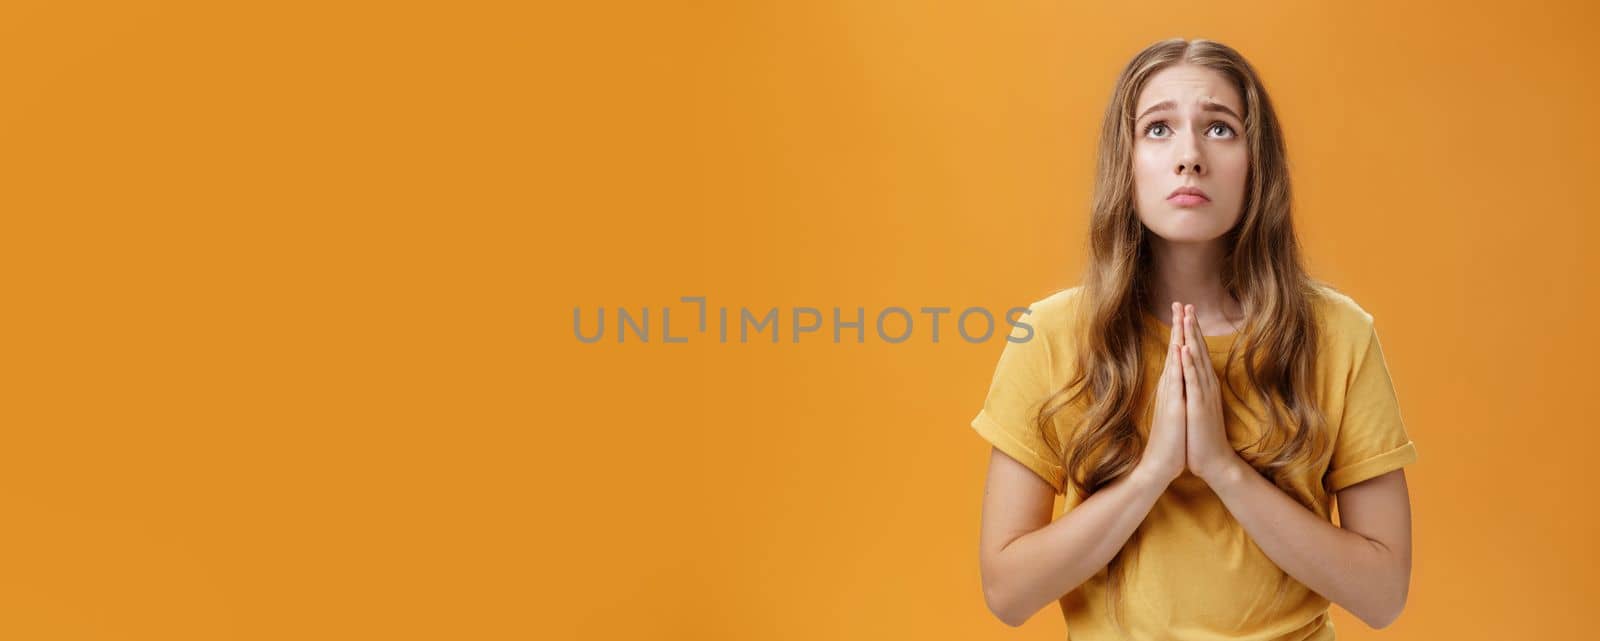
[1136,100,1242,123]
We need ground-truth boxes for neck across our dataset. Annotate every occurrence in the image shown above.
[1145,236,1242,321]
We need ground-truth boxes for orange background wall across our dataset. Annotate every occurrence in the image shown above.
[2,1,1595,639]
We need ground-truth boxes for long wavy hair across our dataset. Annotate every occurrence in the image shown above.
[1034,38,1334,631]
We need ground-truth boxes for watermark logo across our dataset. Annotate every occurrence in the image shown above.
[574,296,1034,344]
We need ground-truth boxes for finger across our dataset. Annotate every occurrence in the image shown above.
[1180,303,1192,351]
[1169,301,1182,350]
[1188,305,1218,392]
[1166,341,1182,389]
[1180,344,1198,402]
[1161,341,1180,398]
[1184,305,1203,376]
[1190,306,1209,386]
[1166,303,1181,374]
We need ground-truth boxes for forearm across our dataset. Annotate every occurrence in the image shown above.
[987,465,1170,626]
[1201,458,1406,628]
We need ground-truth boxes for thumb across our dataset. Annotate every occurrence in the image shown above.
[1180,347,1199,404]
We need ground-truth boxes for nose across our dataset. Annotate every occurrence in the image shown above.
[1175,129,1204,176]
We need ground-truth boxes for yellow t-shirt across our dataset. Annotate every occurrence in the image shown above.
[970,284,1418,640]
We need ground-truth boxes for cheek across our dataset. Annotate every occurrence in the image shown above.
[1218,149,1249,191]
[1132,147,1164,194]
[1133,144,1163,173]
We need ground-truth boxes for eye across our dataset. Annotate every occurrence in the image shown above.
[1207,122,1237,137]
[1144,120,1238,139]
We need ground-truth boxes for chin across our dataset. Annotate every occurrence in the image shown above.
[1148,224,1228,244]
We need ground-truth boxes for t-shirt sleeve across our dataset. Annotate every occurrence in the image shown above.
[970,316,1066,494]
[1324,323,1419,493]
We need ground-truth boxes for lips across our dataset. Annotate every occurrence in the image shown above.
[1167,185,1210,207]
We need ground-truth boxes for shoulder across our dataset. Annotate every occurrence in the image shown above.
[1022,285,1085,327]
[1309,282,1380,356]
[1312,283,1373,325]
[1010,285,1085,342]
[997,285,1084,362]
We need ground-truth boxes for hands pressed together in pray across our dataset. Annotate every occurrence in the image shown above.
[1140,302,1248,487]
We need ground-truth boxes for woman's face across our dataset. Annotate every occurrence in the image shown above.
[1131,64,1249,244]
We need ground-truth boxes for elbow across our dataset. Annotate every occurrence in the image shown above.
[1359,587,1409,629]
[1354,543,1411,629]
[1360,607,1401,630]
[982,579,1029,628]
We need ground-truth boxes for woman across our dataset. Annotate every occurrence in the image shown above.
[970,38,1418,640]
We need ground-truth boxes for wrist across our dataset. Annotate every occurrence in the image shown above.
[1197,454,1248,488]
[1131,461,1179,491]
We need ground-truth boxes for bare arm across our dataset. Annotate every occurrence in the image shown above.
[1201,461,1413,628]
[977,449,1170,627]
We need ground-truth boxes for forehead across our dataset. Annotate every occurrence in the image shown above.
[1135,64,1243,116]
